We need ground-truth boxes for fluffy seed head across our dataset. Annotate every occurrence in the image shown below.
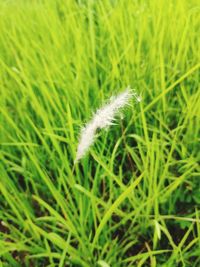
[75,87,141,163]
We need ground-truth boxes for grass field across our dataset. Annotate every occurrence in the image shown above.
[0,0,200,266]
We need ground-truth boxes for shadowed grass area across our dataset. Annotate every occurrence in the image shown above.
[0,0,200,266]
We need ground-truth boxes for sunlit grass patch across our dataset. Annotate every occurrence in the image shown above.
[0,0,200,266]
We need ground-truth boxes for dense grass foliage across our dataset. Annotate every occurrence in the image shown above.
[0,0,200,266]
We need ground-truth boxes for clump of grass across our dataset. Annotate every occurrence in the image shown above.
[0,0,200,266]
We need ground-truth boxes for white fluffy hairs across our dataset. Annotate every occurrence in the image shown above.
[75,86,141,163]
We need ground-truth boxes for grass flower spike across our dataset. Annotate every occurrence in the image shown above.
[75,87,141,162]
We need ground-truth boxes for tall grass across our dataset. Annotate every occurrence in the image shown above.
[0,0,200,266]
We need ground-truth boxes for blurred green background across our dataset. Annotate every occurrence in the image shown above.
[0,0,200,266]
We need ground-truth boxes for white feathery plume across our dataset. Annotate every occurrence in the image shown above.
[75,86,141,163]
